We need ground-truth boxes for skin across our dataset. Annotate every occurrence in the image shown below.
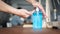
[0,0,47,18]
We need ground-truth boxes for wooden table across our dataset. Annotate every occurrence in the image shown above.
[0,27,60,34]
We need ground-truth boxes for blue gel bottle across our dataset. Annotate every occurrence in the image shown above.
[32,7,43,30]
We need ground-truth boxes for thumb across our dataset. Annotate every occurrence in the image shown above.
[30,10,35,15]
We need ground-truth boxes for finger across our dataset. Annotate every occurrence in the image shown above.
[21,14,29,18]
[25,11,32,15]
[23,15,29,18]
[38,4,47,17]
[43,14,48,18]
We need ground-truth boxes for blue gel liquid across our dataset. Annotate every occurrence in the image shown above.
[32,8,43,31]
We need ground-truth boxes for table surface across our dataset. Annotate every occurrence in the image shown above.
[0,27,60,34]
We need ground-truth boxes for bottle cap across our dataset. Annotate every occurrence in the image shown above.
[36,7,39,11]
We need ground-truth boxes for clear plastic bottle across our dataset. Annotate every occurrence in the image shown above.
[32,7,43,30]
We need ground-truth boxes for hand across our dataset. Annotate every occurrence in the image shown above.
[14,9,33,18]
[32,2,48,18]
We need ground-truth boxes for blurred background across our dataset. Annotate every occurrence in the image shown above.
[0,0,60,29]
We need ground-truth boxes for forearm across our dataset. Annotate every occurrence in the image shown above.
[0,0,17,14]
[26,0,36,5]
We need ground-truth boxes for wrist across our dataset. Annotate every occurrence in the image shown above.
[8,7,18,15]
[31,1,36,6]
